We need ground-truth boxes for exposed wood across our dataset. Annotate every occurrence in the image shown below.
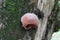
[34,17,48,40]
[34,0,55,40]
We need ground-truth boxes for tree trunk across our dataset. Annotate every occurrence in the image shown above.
[34,0,55,40]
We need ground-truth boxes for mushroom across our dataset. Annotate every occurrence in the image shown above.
[21,13,39,30]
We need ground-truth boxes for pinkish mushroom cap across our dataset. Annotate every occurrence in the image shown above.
[21,13,39,29]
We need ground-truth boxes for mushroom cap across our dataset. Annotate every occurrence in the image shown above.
[21,13,39,28]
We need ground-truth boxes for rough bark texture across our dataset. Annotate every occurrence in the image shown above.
[34,0,55,40]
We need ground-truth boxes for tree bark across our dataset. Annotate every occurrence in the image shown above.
[34,0,55,40]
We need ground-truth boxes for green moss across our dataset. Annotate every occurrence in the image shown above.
[0,0,36,40]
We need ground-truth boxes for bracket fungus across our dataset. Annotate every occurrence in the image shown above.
[21,13,39,30]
